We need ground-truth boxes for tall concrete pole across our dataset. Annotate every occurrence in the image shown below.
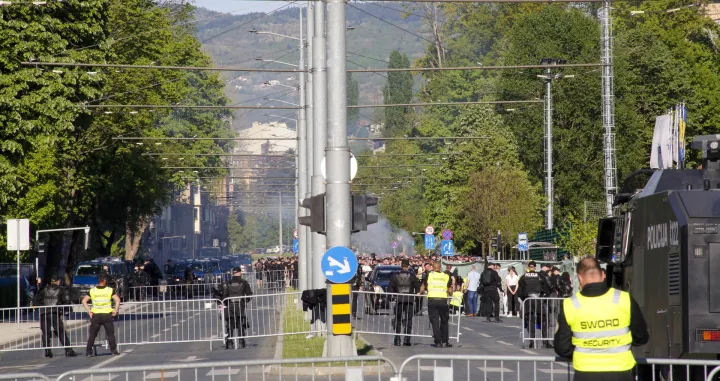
[544,68,554,230]
[601,0,617,217]
[326,0,355,356]
[304,2,314,289]
[311,0,327,290]
[278,191,283,252]
[297,6,308,291]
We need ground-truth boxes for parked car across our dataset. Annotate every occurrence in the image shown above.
[72,257,129,301]
[363,265,402,315]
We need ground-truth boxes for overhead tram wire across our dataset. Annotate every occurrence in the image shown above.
[85,100,539,110]
[113,136,491,141]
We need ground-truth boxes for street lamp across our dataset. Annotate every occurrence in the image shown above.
[254,58,299,68]
[263,81,299,91]
[263,97,300,107]
[536,58,573,231]
[248,29,301,41]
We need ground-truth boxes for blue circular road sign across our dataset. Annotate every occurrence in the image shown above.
[321,246,359,284]
[391,241,398,249]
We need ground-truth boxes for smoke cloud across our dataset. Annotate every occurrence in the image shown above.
[351,209,414,257]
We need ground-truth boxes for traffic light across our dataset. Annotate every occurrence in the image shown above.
[351,194,379,232]
[36,239,47,267]
[299,193,326,234]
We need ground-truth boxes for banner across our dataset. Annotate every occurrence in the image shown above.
[650,114,673,169]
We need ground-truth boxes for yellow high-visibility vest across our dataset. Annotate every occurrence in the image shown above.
[563,288,635,372]
[450,291,463,307]
[89,287,114,314]
[427,272,450,299]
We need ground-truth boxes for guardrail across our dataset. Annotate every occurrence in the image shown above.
[55,356,397,381]
[353,290,462,342]
[520,296,565,347]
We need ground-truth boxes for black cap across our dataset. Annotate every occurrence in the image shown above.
[97,273,109,282]
[232,267,242,273]
[50,274,62,282]
[401,259,410,267]
[528,261,537,267]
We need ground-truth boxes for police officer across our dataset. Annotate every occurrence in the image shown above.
[130,264,150,301]
[388,259,418,346]
[480,263,503,323]
[517,260,550,349]
[33,275,76,358]
[217,266,253,349]
[82,273,120,356]
[418,261,452,348]
[554,258,648,381]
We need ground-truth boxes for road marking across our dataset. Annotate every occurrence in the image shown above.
[476,367,514,373]
[80,376,117,381]
[90,352,128,369]
[163,328,171,332]
[0,364,47,371]
[179,320,186,323]
[151,334,160,339]
[462,327,473,331]
[497,341,513,346]
[478,333,491,338]
[206,369,240,376]
[504,325,521,329]
[519,349,537,355]
[538,368,574,374]
[172,324,179,327]
[123,348,134,353]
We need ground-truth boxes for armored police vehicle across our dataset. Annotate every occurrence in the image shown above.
[596,135,720,364]
[72,257,129,301]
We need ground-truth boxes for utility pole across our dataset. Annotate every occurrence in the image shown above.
[601,0,618,217]
[297,6,308,291]
[326,0,355,356]
[278,191,283,254]
[537,58,571,231]
[305,1,314,289]
[311,0,327,290]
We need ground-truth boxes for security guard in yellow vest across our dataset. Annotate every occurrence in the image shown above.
[418,261,453,348]
[82,273,121,356]
[554,258,648,381]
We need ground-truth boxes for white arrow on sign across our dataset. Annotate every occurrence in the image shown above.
[171,356,209,362]
[328,257,351,274]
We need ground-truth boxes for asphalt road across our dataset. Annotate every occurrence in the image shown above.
[0,291,570,381]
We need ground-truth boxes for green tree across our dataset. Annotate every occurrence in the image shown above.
[555,214,597,259]
[382,50,413,136]
[462,165,544,257]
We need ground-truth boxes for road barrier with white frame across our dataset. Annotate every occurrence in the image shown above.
[520,296,564,347]
[55,356,397,381]
[353,290,462,342]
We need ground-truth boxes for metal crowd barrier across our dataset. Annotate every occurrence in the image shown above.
[353,291,462,342]
[0,305,100,352]
[0,374,51,381]
[520,296,565,346]
[55,356,397,381]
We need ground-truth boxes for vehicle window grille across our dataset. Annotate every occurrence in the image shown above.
[668,253,681,295]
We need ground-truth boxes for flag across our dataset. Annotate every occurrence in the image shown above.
[650,114,673,169]
[672,105,679,166]
[678,103,687,164]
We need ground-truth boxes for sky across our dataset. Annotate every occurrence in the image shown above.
[192,0,288,15]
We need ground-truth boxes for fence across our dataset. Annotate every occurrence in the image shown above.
[55,356,397,381]
[353,291,462,342]
[397,354,720,381]
[520,296,564,346]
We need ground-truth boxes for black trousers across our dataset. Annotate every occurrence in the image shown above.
[351,287,359,316]
[394,302,414,338]
[86,313,117,353]
[427,299,449,344]
[224,307,247,340]
[574,370,634,381]
[524,298,547,339]
[483,288,500,319]
[40,313,70,347]
[506,286,519,315]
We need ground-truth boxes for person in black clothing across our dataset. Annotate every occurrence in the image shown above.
[558,271,573,297]
[480,263,503,323]
[33,275,77,358]
[387,260,418,346]
[216,267,253,349]
[414,263,432,316]
[130,264,150,301]
[517,261,551,349]
[554,258,648,381]
[144,259,162,286]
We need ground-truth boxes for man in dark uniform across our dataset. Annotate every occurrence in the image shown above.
[517,261,551,349]
[480,263,503,323]
[33,275,77,358]
[387,259,418,346]
[217,267,253,349]
[554,258,649,381]
[351,264,363,320]
[129,264,150,301]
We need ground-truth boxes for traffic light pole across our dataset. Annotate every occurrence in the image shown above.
[303,1,314,291]
[325,0,355,356]
[297,5,308,292]
[311,0,327,290]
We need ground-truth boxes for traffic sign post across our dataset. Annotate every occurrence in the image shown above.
[391,241,398,256]
[425,225,434,235]
[441,229,453,240]
[424,234,435,250]
[518,232,529,260]
[6,218,30,326]
[321,246,359,284]
[441,240,454,256]
[293,239,299,255]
